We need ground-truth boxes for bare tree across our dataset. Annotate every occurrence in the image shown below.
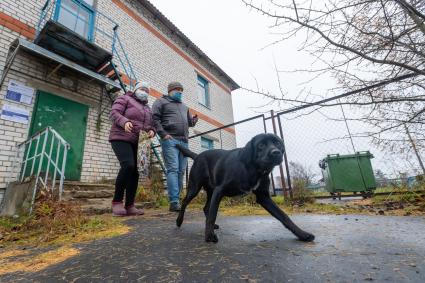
[242,0,425,155]
[289,161,316,185]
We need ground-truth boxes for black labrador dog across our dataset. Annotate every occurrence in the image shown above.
[175,133,315,243]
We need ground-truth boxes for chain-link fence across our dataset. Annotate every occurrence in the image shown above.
[277,105,424,192]
[179,99,425,198]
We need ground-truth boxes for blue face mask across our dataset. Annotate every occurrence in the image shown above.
[134,89,149,103]
[170,91,182,102]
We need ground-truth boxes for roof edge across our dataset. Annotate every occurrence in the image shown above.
[138,0,240,91]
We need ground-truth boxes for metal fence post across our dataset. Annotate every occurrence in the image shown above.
[277,114,293,199]
[271,110,288,198]
[263,114,276,196]
[404,124,425,175]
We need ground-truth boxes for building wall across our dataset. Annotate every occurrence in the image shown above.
[96,0,235,127]
[0,0,236,189]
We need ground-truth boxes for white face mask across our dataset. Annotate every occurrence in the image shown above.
[134,89,149,102]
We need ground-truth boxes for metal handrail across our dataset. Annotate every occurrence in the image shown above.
[112,29,137,89]
[8,127,70,214]
[150,135,167,174]
[35,0,56,38]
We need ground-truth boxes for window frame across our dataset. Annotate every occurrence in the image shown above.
[197,74,210,109]
[200,137,214,151]
[54,0,96,42]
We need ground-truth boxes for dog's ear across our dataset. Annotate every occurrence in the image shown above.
[240,136,257,164]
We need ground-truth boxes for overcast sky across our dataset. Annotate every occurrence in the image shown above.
[148,0,328,117]
[148,0,421,178]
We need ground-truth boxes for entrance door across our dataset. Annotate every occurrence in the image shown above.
[29,91,88,180]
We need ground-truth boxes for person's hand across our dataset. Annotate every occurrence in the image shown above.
[163,134,173,140]
[147,130,155,138]
[124,121,133,133]
[192,114,198,124]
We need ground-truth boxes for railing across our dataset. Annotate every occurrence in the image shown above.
[112,28,138,90]
[8,127,70,214]
[35,0,55,38]
[35,0,137,90]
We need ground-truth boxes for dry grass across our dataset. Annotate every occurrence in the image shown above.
[0,193,130,275]
[219,201,365,216]
[0,198,129,275]
[0,195,129,248]
[48,215,130,246]
[350,189,425,216]
[220,205,269,216]
[0,246,79,275]
[0,249,29,260]
[136,164,169,207]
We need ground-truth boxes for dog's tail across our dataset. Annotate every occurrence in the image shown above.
[175,144,198,159]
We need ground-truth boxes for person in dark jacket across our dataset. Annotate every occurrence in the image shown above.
[109,81,155,216]
[152,82,198,211]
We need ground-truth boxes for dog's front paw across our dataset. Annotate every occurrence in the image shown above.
[298,231,315,242]
[205,232,218,243]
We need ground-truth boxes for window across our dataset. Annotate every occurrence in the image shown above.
[201,137,214,151]
[55,0,95,41]
[197,75,210,108]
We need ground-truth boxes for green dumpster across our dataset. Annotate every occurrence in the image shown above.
[319,151,376,197]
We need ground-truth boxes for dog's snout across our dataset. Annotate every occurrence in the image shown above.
[269,149,281,157]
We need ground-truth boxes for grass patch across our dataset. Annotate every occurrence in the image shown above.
[220,204,268,216]
[0,197,129,248]
[136,162,169,208]
[48,215,129,246]
[372,190,425,204]
[217,193,365,216]
[0,213,128,248]
[0,249,29,260]
[0,193,130,275]
[219,201,365,216]
[0,246,79,275]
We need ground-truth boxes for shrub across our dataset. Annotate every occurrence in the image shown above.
[0,194,88,245]
[136,162,167,207]
[290,179,315,205]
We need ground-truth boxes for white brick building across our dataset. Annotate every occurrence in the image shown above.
[0,0,238,194]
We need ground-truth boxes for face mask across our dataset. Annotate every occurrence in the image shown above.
[169,91,182,102]
[134,89,149,102]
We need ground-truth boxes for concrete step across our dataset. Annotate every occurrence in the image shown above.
[62,181,160,215]
[62,182,115,214]
[63,181,115,192]
[78,198,112,215]
[62,190,114,201]
[75,198,156,215]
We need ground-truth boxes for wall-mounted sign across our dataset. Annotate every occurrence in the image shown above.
[1,104,29,124]
[6,80,34,105]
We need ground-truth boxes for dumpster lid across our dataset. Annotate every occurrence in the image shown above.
[324,151,374,161]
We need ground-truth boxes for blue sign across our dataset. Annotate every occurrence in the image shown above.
[1,104,29,124]
[6,80,34,104]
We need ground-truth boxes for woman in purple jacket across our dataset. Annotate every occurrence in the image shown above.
[109,81,155,216]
